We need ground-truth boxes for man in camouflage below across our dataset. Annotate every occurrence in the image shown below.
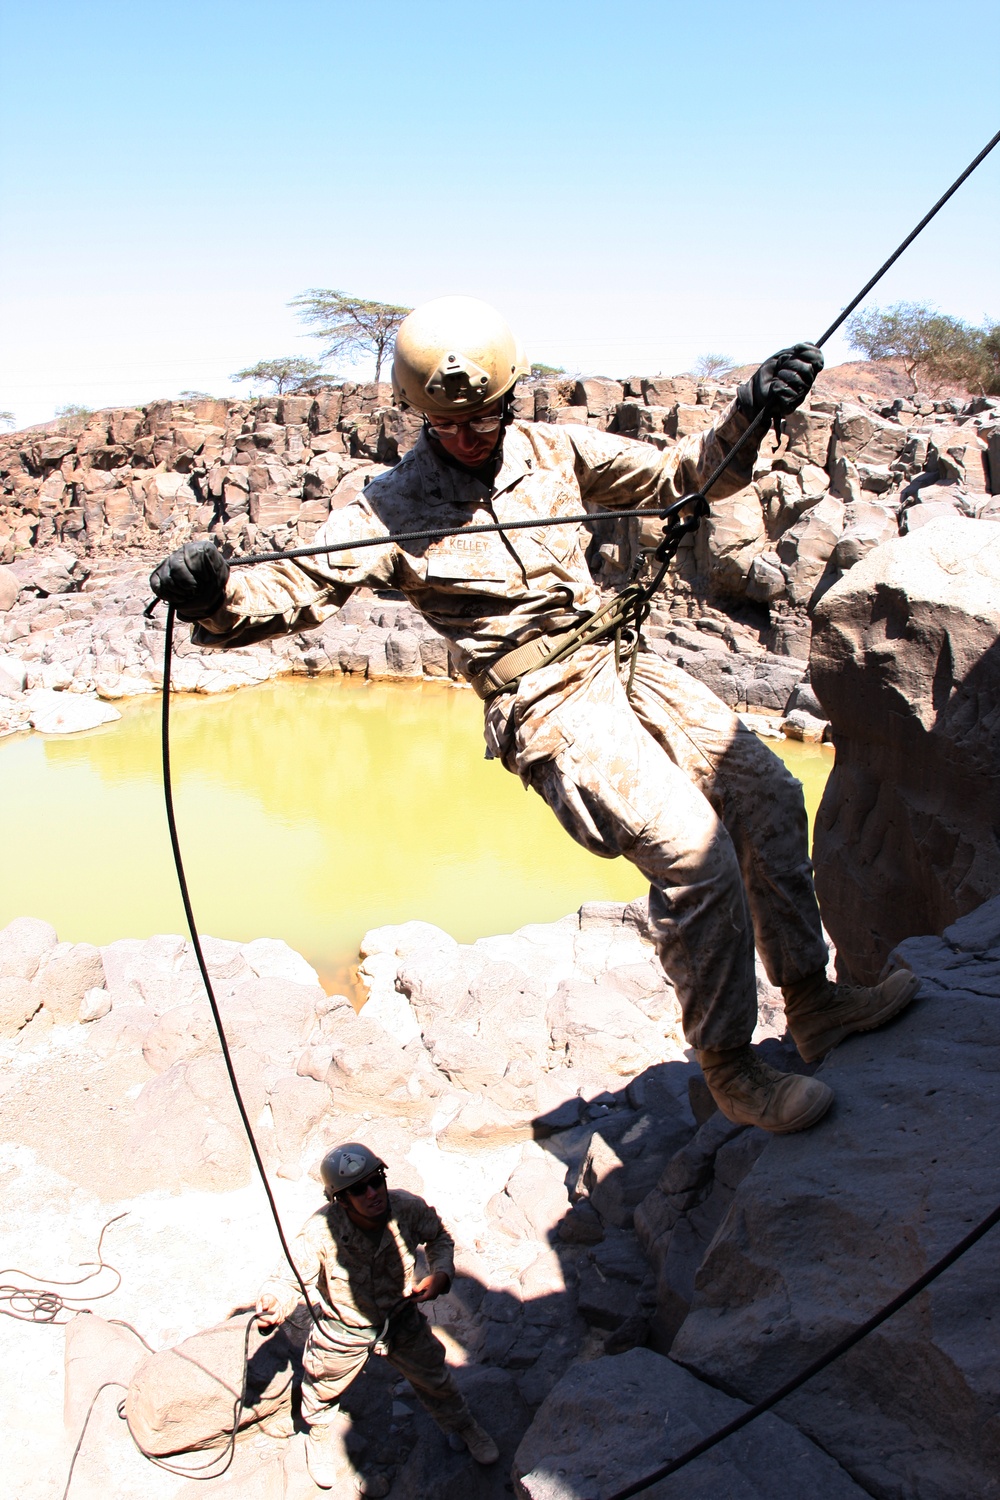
[151,296,919,1134]
[256,1141,498,1488]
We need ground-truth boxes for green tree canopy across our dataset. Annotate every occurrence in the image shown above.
[845,302,999,393]
[230,357,324,395]
[289,290,412,383]
[530,361,566,378]
[55,404,93,425]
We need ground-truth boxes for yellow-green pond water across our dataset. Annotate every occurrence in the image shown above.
[0,678,832,993]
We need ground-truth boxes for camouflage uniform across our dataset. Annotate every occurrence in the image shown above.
[196,411,828,1050]
[259,1188,468,1433]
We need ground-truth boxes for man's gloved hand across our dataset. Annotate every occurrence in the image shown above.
[149,540,230,620]
[738,343,824,421]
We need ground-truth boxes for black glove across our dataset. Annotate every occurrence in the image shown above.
[149,540,230,620]
[738,343,824,420]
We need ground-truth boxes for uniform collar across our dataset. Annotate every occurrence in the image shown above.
[329,1195,393,1254]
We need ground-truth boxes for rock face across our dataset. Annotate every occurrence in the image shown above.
[511,1346,869,1498]
[811,516,1000,981]
[2,377,996,740]
[669,895,1000,1500]
[124,1313,296,1455]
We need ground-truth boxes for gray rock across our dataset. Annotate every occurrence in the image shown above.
[392,1366,532,1500]
[670,908,1000,1500]
[0,915,58,981]
[512,1347,869,1498]
[634,1114,763,1348]
[812,516,1000,981]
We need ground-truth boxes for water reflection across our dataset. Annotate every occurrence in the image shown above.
[0,679,831,991]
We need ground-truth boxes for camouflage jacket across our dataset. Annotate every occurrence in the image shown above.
[194,411,759,680]
[259,1188,456,1330]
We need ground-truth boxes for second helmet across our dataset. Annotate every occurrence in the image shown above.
[391,296,529,419]
[320,1142,386,1198]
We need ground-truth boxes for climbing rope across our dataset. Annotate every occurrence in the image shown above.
[160,604,323,1333]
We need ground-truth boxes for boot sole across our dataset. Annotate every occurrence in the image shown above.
[793,972,920,1064]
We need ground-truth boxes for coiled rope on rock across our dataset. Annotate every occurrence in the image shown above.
[134,121,1000,1496]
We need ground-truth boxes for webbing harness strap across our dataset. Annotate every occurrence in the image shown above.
[468,488,714,701]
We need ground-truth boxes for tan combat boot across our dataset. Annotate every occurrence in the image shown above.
[451,1415,500,1465]
[304,1422,345,1490]
[698,1046,834,1133]
[783,968,920,1064]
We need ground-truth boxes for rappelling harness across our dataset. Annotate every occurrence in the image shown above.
[38,125,1000,1497]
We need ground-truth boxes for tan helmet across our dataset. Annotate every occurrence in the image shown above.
[391,296,529,419]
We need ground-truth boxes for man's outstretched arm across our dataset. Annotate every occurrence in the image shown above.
[571,344,824,511]
[149,495,398,649]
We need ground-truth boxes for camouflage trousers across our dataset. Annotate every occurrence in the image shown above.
[301,1306,468,1434]
[490,643,829,1052]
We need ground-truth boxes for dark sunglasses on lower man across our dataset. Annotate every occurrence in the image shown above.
[343,1169,387,1198]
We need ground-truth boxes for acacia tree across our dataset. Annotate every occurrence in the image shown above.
[846,302,980,393]
[230,357,324,395]
[0,411,14,430]
[290,290,413,383]
[692,352,735,379]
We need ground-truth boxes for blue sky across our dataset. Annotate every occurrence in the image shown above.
[1,0,997,427]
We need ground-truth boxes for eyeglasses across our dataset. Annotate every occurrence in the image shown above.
[344,1169,387,1198]
[427,413,504,437]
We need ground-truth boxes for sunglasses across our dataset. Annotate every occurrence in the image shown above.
[343,1169,387,1199]
[426,413,504,437]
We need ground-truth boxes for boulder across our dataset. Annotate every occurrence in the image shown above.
[694,486,766,596]
[775,495,844,606]
[488,1147,571,1243]
[0,915,58,980]
[0,565,20,610]
[670,901,1000,1500]
[634,1112,764,1346]
[26,689,121,734]
[0,975,42,1037]
[811,517,1000,981]
[30,940,104,1024]
[832,500,897,571]
[576,1110,694,1230]
[124,1314,296,1456]
[512,1347,869,1498]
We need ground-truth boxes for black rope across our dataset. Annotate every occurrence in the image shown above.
[814,125,1000,348]
[605,1199,1000,1499]
[161,603,322,1333]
